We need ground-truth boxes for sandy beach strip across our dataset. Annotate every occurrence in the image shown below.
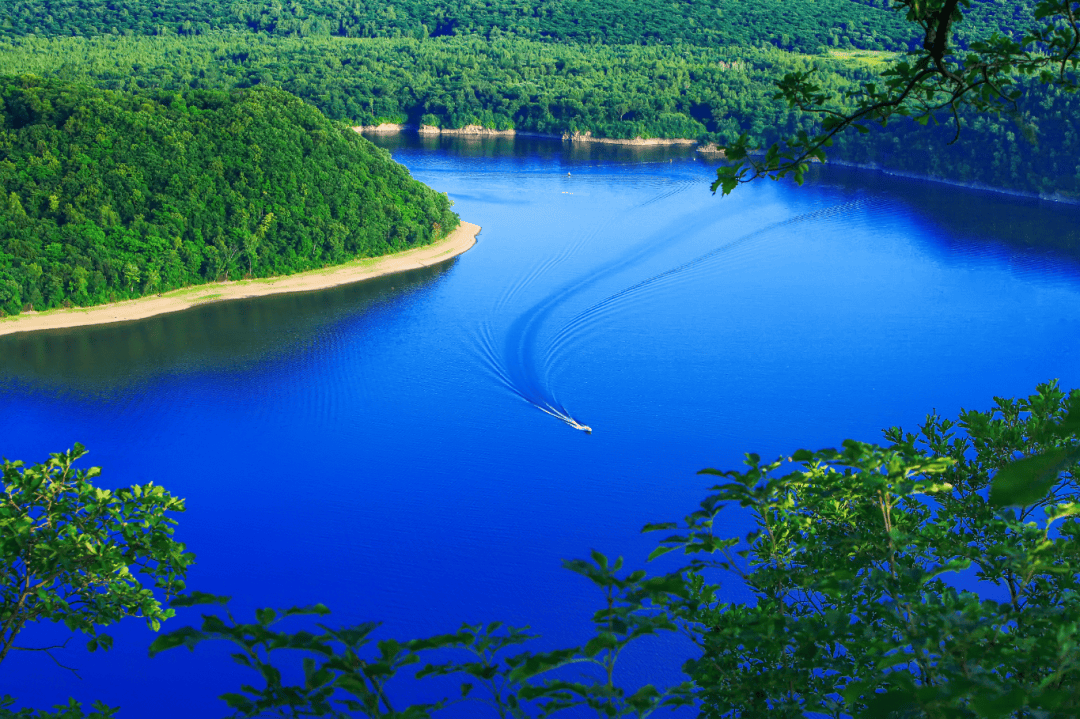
[0,221,480,337]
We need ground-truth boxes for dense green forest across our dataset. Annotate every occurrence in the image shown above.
[0,0,1040,53]
[830,83,1080,199]
[3,34,1078,199]
[0,76,458,316]
[1,35,835,140]
[0,0,1076,320]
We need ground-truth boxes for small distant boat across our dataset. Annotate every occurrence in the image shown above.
[536,404,592,433]
[567,419,592,433]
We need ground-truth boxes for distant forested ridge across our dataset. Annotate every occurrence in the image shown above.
[0,76,458,316]
[2,0,1038,53]
[3,34,1078,200]
[1,35,833,141]
[0,0,1076,202]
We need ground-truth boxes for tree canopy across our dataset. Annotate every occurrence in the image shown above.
[0,445,191,672]
[6,383,1080,717]
[0,0,1039,53]
[0,76,458,315]
[4,33,1079,200]
[657,381,1080,717]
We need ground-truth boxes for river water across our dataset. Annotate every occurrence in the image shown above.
[3,136,1080,715]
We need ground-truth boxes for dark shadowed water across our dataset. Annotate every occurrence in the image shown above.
[3,135,1080,716]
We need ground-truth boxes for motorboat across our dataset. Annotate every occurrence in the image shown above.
[536,404,592,433]
[567,419,592,433]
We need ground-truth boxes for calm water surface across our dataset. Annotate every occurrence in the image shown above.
[3,136,1080,715]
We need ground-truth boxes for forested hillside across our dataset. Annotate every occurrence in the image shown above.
[0,0,1074,206]
[0,0,1038,52]
[831,82,1080,199]
[2,0,1033,52]
[0,76,458,316]
[3,34,1078,199]
[0,35,839,140]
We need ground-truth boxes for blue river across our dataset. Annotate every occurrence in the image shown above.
[2,135,1080,716]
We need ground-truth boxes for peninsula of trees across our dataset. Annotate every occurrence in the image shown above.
[0,76,459,316]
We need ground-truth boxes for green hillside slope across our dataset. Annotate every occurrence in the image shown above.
[0,35,843,138]
[0,76,458,316]
[0,0,1073,202]
[5,34,1078,201]
[0,0,1038,53]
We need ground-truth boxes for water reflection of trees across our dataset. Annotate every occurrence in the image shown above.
[0,263,453,391]
[367,132,701,165]
[814,164,1080,261]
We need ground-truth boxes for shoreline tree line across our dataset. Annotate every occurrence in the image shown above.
[2,31,1077,201]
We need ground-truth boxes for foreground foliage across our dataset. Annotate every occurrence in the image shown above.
[0,697,117,719]
[5,382,1080,717]
[655,381,1080,717]
[718,0,1080,193]
[0,444,191,669]
[148,558,695,719]
[0,76,458,315]
[156,381,1080,718]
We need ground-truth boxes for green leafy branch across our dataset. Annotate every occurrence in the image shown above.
[150,555,697,719]
[986,384,1080,507]
[644,381,1080,717]
[0,697,118,719]
[714,0,1080,195]
[0,444,193,668]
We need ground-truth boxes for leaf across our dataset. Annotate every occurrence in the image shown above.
[169,591,231,609]
[590,549,609,571]
[583,633,618,657]
[408,631,469,652]
[281,604,332,618]
[336,674,379,701]
[1046,502,1080,523]
[647,545,677,561]
[148,626,208,656]
[989,447,1080,507]
[255,608,277,626]
[219,693,256,713]
[970,688,1027,718]
[507,648,579,681]
[857,690,919,718]
[1055,403,1080,437]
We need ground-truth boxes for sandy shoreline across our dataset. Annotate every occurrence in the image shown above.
[354,124,717,151]
[0,221,480,337]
